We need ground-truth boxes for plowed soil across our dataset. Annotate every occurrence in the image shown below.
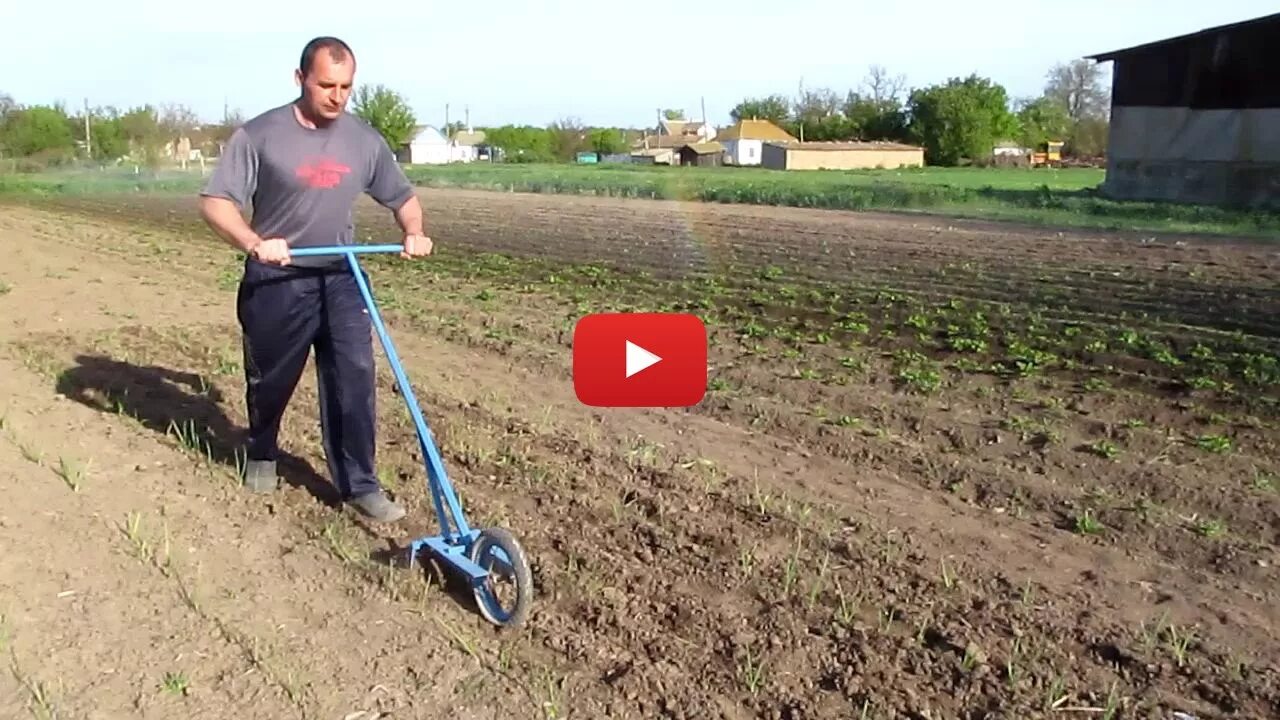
[0,188,1276,720]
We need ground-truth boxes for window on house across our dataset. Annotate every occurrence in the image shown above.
[749,147,755,158]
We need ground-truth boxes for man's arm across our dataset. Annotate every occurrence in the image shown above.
[199,195,263,253]
[366,134,420,229]
[199,127,264,254]
[391,193,424,236]
[366,136,431,256]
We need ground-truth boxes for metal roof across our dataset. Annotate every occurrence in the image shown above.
[1087,12,1280,61]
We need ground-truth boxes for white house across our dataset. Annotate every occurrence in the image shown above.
[717,118,797,166]
[450,129,487,163]
[398,125,490,165]
[399,125,452,164]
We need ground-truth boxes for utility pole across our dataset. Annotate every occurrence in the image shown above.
[465,104,470,131]
[445,103,450,134]
[83,98,91,159]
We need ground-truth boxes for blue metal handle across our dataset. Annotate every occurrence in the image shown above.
[289,244,405,257]
[288,245,473,543]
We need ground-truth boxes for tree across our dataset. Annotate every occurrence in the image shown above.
[793,87,842,124]
[68,105,130,161]
[89,115,128,160]
[662,108,684,120]
[730,66,911,143]
[119,105,165,166]
[863,65,906,105]
[351,84,417,150]
[548,116,588,161]
[1043,59,1110,156]
[159,103,200,138]
[588,127,626,155]
[1069,116,1109,157]
[1,105,75,158]
[847,65,910,142]
[1045,59,1108,124]
[482,125,555,163]
[908,74,1018,165]
[1015,96,1072,149]
[207,106,245,150]
[730,95,790,125]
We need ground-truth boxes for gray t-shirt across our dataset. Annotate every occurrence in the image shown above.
[201,102,416,268]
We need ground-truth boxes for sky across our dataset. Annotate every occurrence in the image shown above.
[3,0,1275,129]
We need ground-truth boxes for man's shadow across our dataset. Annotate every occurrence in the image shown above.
[54,353,341,507]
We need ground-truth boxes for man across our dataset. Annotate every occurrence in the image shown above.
[198,36,430,523]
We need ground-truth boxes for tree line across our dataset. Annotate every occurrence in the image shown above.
[0,58,1110,169]
[0,94,244,170]
[729,60,1109,165]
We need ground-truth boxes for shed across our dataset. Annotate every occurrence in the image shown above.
[678,141,725,167]
[760,141,925,171]
[1086,12,1280,208]
[630,147,675,165]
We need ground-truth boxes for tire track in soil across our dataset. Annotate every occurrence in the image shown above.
[3,199,1279,718]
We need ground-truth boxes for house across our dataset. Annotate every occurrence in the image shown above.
[760,141,925,170]
[677,141,725,167]
[397,125,487,165]
[451,128,487,162]
[658,117,716,142]
[716,119,796,166]
[398,125,451,164]
[1086,12,1280,208]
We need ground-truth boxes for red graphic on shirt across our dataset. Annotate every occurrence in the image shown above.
[295,158,351,189]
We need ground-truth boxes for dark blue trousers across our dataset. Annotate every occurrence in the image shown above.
[236,257,379,499]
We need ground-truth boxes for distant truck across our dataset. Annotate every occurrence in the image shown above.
[990,140,1065,169]
[1030,141,1065,168]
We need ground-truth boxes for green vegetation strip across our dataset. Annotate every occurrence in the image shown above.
[3,164,1279,237]
[370,245,1280,410]
[403,164,1280,237]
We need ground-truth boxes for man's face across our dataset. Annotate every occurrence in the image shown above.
[295,51,355,121]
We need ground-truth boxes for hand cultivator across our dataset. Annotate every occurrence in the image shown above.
[291,244,533,628]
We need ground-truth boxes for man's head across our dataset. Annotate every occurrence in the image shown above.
[294,36,356,123]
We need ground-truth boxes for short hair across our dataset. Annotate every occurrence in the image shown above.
[299,36,354,76]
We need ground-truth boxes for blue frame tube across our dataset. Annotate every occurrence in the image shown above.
[288,245,472,540]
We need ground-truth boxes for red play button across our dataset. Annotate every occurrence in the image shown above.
[572,313,707,407]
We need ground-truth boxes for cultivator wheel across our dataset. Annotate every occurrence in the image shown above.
[470,527,533,628]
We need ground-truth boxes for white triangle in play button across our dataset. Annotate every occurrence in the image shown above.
[625,340,662,378]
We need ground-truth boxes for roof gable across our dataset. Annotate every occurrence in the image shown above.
[1088,11,1280,61]
[718,118,796,142]
[452,130,486,146]
[660,118,712,136]
[409,125,447,144]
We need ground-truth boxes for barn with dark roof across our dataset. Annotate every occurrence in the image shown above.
[1087,12,1280,209]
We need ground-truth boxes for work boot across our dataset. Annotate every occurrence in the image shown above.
[348,490,407,523]
[243,459,278,493]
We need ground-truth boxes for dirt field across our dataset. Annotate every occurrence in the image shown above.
[0,188,1276,719]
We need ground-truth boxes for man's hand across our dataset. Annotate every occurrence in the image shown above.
[401,233,433,259]
[250,238,291,266]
